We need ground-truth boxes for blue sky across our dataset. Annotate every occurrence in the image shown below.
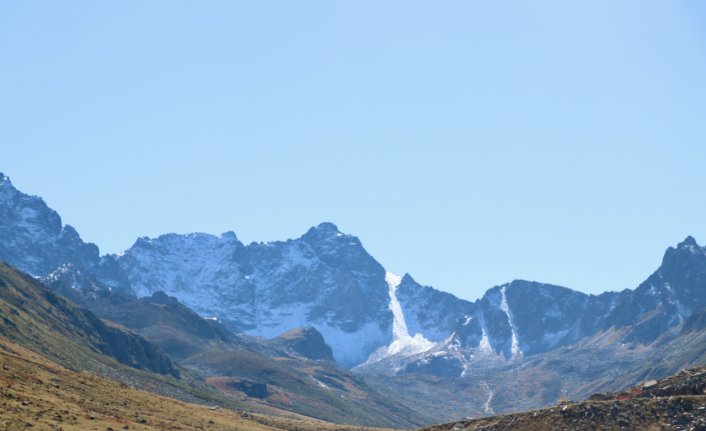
[2,1,705,300]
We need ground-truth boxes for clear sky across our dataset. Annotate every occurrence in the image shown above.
[2,1,706,301]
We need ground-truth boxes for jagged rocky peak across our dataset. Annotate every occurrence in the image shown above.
[616,236,706,337]
[662,236,706,269]
[639,236,706,300]
[497,280,589,354]
[300,222,369,259]
[131,231,244,250]
[395,273,475,342]
[0,172,102,277]
[276,326,335,361]
[458,280,591,360]
[303,221,342,237]
[679,235,700,248]
[0,172,13,189]
[116,222,392,367]
[220,230,238,240]
[8,171,706,381]
[0,171,17,193]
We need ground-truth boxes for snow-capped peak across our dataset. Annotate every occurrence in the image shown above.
[676,236,704,255]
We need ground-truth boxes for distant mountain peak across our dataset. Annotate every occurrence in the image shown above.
[220,230,238,240]
[0,173,17,197]
[301,222,350,243]
[683,235,698,244]
[400,273,415,284]
[678,235,701,250]
[316,221,340,231]
[663,236,705,265]
[304,222,341,236]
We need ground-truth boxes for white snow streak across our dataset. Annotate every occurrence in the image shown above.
[362,272,435,366]
[385,271,434,355]
[477,327,493,354]
[481,382,495,415]
[500,286,522,359]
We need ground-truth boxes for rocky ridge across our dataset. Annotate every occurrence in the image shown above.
[3,171,706,420]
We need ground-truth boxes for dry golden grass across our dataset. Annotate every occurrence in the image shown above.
[0,337,397,431]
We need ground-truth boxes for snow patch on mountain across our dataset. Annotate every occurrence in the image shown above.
[362,272,434,365]
[315,321,388,366]
[477,327,493,354]
[500,286,522,359]
[386,272,434,355]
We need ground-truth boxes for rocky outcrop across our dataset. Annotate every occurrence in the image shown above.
[275,327,335,361]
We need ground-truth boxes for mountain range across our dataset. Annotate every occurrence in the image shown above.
[2,170,706,423]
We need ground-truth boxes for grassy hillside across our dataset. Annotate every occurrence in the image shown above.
[48,277,431,427]
[2,262,427,427]
[186,345,428,428]
[53,285,236,362]
[0,263,250,409]
[0,263,177,376]
[0,336,394,431]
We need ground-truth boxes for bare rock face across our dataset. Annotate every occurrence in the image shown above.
[0,173,131,293]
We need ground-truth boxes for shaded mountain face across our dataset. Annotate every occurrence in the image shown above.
[46,276,238,362]
[606,236,706,344]
[0,262,178,377]
[0,174,98,276]
[0,173,131,292]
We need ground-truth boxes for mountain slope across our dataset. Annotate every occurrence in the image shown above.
[0,336,393,431]
[358,238,706,421]
[42,266,430,427]
[45,269,237,362]
[0,173,131,293]
[0,262,255,414]
[5,170,706,422]
[0,262,177,377]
